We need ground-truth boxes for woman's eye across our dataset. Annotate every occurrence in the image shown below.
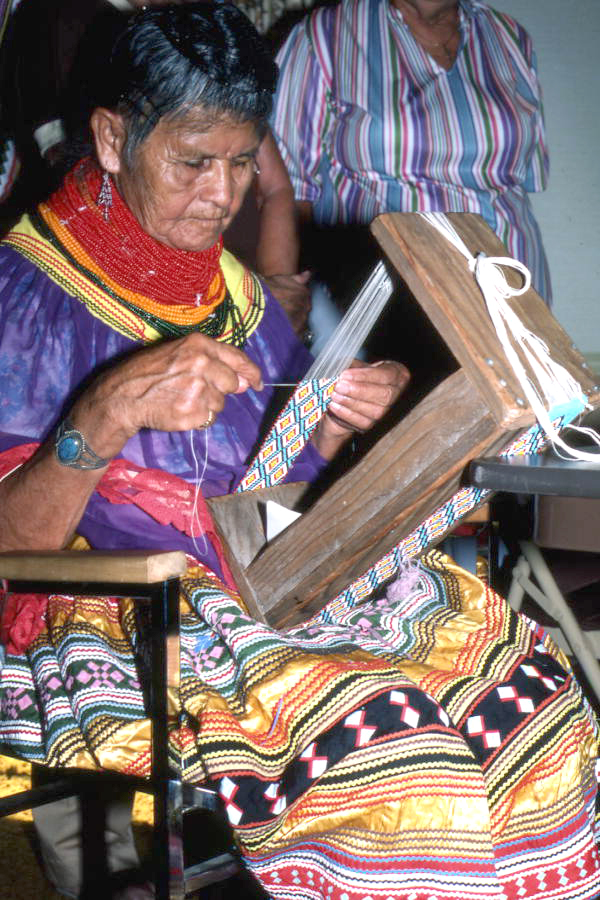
[178,157,255,176]
[183,159,211,171]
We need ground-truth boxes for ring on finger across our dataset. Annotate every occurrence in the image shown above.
[198,409,214,430]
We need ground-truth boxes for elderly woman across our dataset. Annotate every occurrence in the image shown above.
[0,4,598,900]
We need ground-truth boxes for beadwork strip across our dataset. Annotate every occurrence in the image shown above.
[237,377,337,492]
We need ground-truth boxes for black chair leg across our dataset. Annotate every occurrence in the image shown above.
[80,784,110,900]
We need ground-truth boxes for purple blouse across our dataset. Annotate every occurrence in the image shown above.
[0,245,326,579]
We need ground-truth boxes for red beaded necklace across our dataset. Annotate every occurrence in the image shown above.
[47,159,224,309]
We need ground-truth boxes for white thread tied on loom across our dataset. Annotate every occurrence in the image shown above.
[420,212,600,462]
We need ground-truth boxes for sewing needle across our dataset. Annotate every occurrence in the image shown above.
[263,382,297,387]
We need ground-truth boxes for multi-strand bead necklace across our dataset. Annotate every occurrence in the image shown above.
[40,158,248,343]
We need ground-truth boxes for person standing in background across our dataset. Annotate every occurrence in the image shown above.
[272,0,551,304]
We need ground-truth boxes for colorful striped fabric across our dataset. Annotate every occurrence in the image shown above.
[273,0,551,299]
[2,553,599,898]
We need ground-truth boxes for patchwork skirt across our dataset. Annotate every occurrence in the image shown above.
[1,550,599,900]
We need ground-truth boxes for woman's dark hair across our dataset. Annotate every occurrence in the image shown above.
[68,2,278,164]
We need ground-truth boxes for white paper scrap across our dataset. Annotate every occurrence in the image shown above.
[265,500,302,542]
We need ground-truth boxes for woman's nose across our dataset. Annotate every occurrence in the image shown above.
[203,160,234,208]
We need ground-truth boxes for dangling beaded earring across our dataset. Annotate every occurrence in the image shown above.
[97,171,113,221]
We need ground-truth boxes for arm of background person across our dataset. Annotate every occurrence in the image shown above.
[254,130,311,335]
[268,13,334,334]
[255,131,301,277]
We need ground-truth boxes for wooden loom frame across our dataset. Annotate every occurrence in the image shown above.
[207,212,600,629]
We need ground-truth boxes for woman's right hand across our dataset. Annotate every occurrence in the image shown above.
[70,332,263,459]
[0,333,262,552]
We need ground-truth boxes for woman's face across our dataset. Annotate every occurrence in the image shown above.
[116,110,261,252]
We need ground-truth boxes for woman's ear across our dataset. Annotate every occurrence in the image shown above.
[90,108,127,175]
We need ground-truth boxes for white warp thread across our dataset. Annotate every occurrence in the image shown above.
[305,261,393,381]
[189,427,210,558]
[420,212,600,462]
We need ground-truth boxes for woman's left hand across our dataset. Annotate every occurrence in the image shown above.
[313,360,410,459]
